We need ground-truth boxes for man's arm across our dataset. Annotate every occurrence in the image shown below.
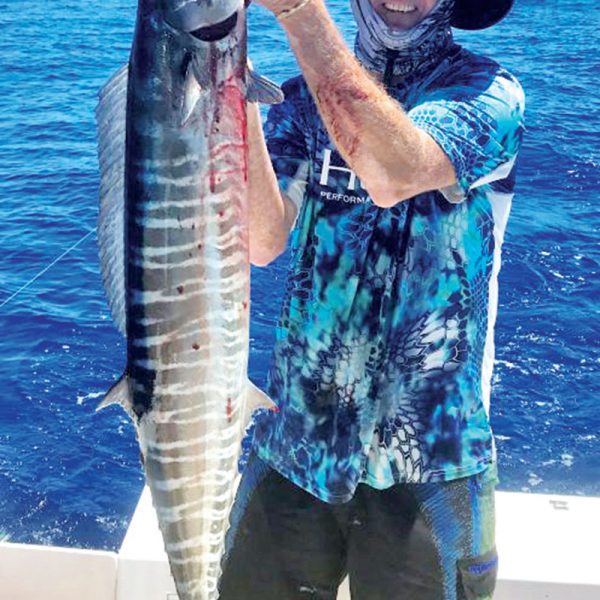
[257,0,456,207]
[247,101,298,266]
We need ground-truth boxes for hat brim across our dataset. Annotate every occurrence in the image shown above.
[451,0,515,30]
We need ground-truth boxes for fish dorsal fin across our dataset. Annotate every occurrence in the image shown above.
[96,373,133,419]
[95,64,129,336]
[247,68,284,105]
[244,379,277,427]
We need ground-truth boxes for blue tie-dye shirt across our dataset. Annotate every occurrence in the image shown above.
[253,44,525,503]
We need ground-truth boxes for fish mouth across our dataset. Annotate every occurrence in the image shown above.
[165,0,243,34]
[189,11,238,42]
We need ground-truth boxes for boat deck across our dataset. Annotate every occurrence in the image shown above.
[2,489,599,599]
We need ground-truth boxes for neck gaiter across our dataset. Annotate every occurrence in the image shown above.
[350,0,455,79]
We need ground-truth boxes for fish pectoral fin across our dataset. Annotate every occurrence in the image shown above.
[246,67,284,105]
[97,374,133,417]
[181,61,206,126]
[191,53,213,90]
[181,54,213,126]
[244,379,278,426]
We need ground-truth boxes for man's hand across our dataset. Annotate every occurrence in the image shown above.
[249,0,456,206]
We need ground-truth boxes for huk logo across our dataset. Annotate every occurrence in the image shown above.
[318,149,370,205]
[319,149,361,190]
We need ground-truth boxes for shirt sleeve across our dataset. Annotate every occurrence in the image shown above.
[263,78,312,217]
[408,67,526,203]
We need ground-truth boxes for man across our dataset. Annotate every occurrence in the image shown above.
[221,0,525,598]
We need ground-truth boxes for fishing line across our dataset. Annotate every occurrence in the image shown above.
[0,228,95,309]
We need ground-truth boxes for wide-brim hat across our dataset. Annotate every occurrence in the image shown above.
[451,0,515,30]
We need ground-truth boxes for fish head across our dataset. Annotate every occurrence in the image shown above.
[163,0,244,37]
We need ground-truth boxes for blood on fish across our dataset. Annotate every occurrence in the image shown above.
[226,397,233,422]
[242,301,248,310]
[192,343,200,350]
[218,210,224,218]
[210,141,246,161]
[215,167,244,178]
[209,44,218,87]
[207,77,247,198]
[215,80,248,181]
[177,285,184,294]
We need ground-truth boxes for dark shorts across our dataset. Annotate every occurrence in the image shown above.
[219,453,498,600]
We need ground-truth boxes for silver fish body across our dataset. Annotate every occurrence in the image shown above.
[96,1,256,598]
[128,7,249,600]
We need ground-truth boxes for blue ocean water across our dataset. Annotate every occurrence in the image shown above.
[0,0,598,551]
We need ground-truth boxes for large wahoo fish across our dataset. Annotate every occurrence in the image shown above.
[95,1,281,598]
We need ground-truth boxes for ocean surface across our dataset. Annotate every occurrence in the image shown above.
[0,0,598,551]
